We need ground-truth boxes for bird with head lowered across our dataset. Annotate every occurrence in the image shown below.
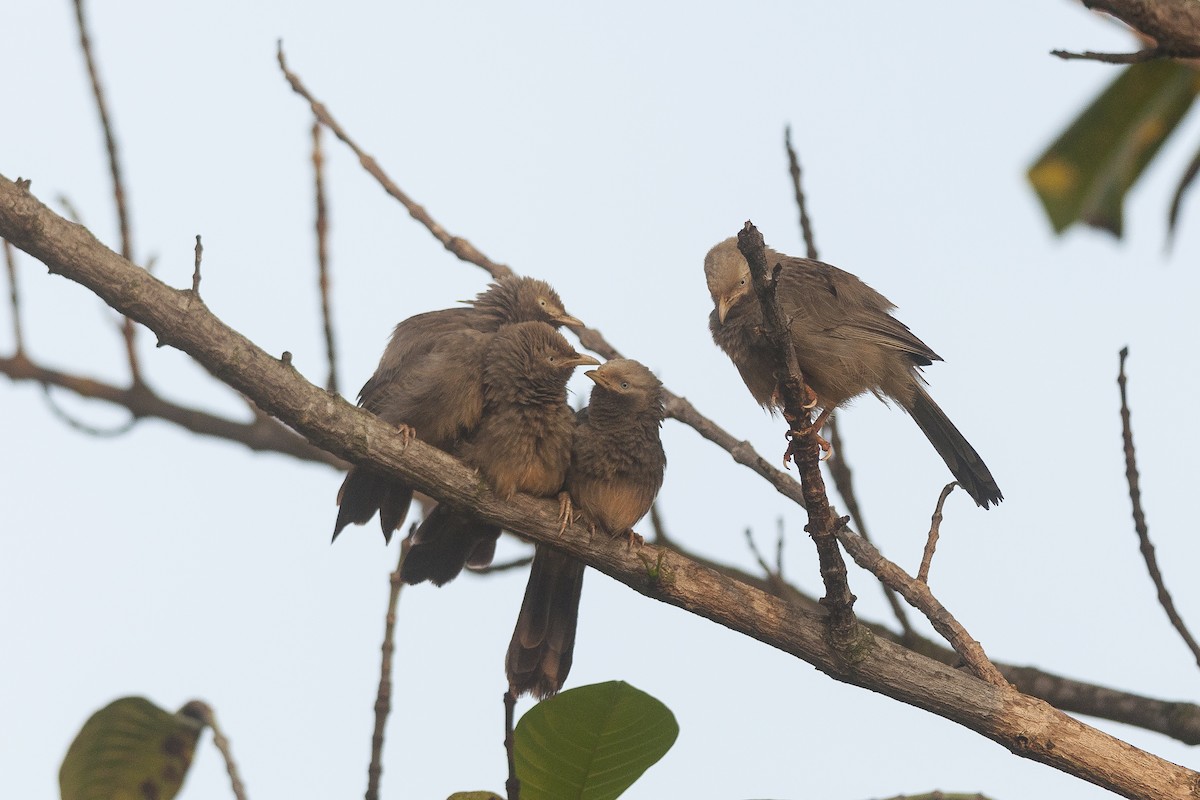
[704,236,1002,509]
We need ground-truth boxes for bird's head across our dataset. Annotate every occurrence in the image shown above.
[703,237,752,324]
[485,321,598,402]
[585,358,665,418]
[472,276,583,329]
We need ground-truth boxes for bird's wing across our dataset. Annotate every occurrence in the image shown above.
[777,257,941,365]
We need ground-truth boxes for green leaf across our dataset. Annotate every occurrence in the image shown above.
[59,697,206,800]
[1028,60,1200,237]
[514,681,677,800]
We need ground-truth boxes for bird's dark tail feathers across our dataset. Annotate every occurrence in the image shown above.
[333,467,414,543]
[506,546,585,700]
[399,504,500,586]
[906,385,1003,509]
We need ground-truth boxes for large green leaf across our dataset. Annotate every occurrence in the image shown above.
[59,697,206,800]
[514,681,677,800]
[1028,59,1200,236]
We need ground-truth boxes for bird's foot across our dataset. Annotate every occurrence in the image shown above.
[619,528,644,550]
[395,423,416,448]
[783,426,834,467]
[556,492,576,536]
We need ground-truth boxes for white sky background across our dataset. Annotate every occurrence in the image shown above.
[4,2,1200,798]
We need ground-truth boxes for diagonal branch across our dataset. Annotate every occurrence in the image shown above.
[1118,347,1200,670]
[0,350,342,467]
[276,42,512,281]
[1,173,1197,800]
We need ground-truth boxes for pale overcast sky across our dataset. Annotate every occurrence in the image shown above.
[5,2,1200,799]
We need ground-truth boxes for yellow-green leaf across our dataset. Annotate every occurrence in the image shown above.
[1028,60,1200,236]
[514,681,677,800]
[59,697,206,800]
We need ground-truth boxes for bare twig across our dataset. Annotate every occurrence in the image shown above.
[1050,48,1164,63]
[311,121,339,394]
[917,483,957,585]
[504,690,520,800]
[3,238,23,355]
[72,0,133,261]
[837,525,1007,687]
[366,537,410,800]
[1054,0,1200,64]
[276,42,511,280]
[72,0,143,386]
[1118,347,1200,670]
[469,554,534,575]
[187,701,249,800]
[784,126,819,261]
[192,235,203,296]
[41,382,135,437]
[737,223,859,645]
[0,352,343,466]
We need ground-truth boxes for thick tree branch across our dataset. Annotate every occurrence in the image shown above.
[4,174,1199,800]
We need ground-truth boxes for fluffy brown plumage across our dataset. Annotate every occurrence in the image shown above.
[333,277,581,543]
[704,237,1002,508]
[399,321,599,586]
[506,359,667,699]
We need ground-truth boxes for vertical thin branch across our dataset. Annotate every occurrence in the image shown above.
[73,0,142,385]
[1118,348,1200,669]
[504,690,520,800]
[784,125,818,261]
[312,120,339,394]
[366,537,410,800]
[192,236,203,296]
[783,128,915,638]
[737,223,859,646]
[917,483,957,585]
[72,0,132,262]
[3,239,24,355]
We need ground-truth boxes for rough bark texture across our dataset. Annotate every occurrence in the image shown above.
[2,173,1199,800]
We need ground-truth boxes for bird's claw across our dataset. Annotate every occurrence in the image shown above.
[396,423,416,448]
[783,426,834,466]
[557,492,575,536]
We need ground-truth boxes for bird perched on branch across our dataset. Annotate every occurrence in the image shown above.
[332,276,582,543]
[399,321,599,586]
[703,237,1002,508]
[506,358,667,699]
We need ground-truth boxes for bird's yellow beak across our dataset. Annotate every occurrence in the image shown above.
[717,295,734,324]
[566,353,601,369]
[554,312,585,329]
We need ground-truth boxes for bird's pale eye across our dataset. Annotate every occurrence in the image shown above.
[539,298,548,307]
[620,381,630,390]
[739,278,747,286]
[548,355,556,362]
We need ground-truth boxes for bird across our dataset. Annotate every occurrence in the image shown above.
[704,236,1002,508]
[506,358,667,699]
[399,321,599,586]
[333,276,582,543]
